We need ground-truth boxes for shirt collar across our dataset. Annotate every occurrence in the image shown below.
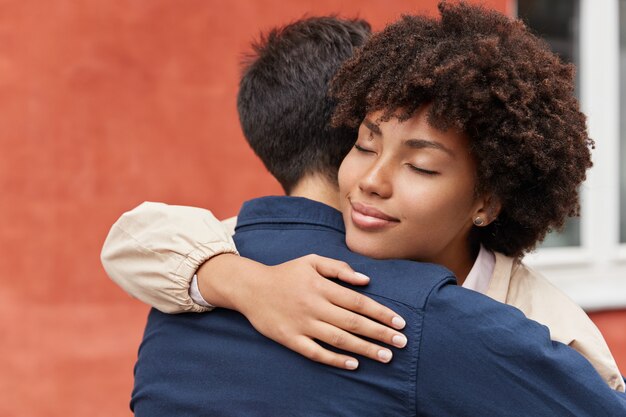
[235,196,345,234]
[462,244,495,294]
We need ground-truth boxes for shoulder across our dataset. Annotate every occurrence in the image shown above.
[345,254,457,311]
[506,259,593,343]
[488,253,602,350]
[506,258,625,391]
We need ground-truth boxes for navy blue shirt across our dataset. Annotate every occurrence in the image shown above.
[132,197,626,416]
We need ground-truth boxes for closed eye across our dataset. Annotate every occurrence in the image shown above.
[406,164,439,176]
[354,143,375,154]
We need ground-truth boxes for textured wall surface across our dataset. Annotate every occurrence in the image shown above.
[2,1,623,416]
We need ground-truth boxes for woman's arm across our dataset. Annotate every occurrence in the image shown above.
[101,202,408,369]
[100,201,237,313]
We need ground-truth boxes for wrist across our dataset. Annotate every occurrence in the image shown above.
[196,253,264,311]
[189,274,214,308]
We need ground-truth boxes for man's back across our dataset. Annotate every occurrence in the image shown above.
[132,197,454,416]
[132,197,626,417]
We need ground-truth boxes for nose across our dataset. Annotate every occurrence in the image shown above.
[358,160,393,198]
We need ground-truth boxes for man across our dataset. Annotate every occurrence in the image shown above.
[103,15,626,417]
[102,17,406,369]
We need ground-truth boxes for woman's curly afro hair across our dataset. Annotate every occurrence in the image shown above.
[330,1,593,258]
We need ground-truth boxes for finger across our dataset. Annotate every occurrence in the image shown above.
[288,335,360,370]
[325,285,406,330]
[319,304,408,349]
[311,256,370,286]
[312,321,394,364]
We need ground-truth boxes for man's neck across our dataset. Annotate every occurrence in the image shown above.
[288,174,340,210]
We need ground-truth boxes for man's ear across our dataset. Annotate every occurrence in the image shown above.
[473,194,502,227]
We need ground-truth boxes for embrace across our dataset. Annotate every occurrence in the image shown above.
[102,3,626,416]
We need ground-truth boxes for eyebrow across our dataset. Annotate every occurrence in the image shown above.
[363,118,382,135]
[363,118,454,156]
[403,138,454,156]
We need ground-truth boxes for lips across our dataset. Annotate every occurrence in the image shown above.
[349,201,400,230]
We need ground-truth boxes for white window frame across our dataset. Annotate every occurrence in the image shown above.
[516,0,626,311]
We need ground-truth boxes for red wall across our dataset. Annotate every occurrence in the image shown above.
[4,1,624,416]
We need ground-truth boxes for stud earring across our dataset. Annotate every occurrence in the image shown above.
[473,217,485,226]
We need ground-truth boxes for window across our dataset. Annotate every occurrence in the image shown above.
[517,0,581,248]
[514,0,626,311]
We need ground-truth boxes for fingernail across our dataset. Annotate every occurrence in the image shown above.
[377,349,392,362]
[345,359,359,370]
[392,334,407,348]
[354,272,370,282]
[391,316,406,329]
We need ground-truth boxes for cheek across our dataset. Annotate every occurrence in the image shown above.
[399,177,476,224]
[338,153,360,195]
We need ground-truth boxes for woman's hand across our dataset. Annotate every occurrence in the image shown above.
[197,253,407,370]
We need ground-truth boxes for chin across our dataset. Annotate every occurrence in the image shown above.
[345,233,391,260]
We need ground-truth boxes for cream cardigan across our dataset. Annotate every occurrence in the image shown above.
[485,253,624,391]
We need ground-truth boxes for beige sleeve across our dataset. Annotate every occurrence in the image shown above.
[100,202,238,313]
[500,259,625,392]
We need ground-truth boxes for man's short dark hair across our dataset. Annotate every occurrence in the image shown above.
[237,16,371,193]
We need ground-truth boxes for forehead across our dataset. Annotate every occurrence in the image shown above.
[362,109,471,154]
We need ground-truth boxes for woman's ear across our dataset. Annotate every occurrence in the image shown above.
[472,194,502,227]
